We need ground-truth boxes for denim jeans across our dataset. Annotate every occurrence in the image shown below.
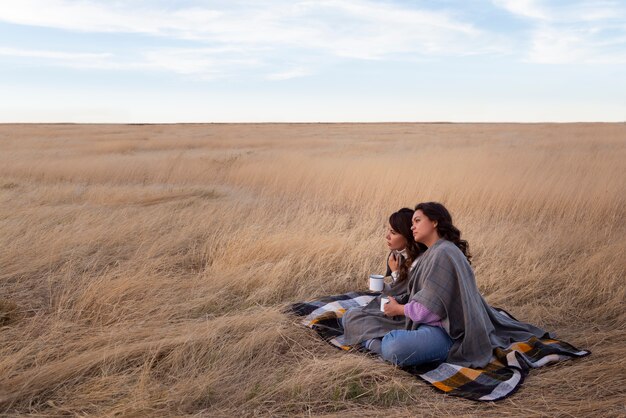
[364,325,453,367]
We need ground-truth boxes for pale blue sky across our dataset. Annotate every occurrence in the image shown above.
[1,0,625,122]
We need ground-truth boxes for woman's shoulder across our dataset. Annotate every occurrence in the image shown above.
[430,239,456,253]
[430,240,474,276]
[429,239,464,261]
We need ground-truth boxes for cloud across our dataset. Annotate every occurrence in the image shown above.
[0,46,118,68]
[528,25,626,64]
[492,0,549,20]
[266,67,312,80]
[492,0,626,64]
[492,0,625,22]
[0,45,266,79]
[1,0,623,74]
[140,47,262,79]
[0,0,175,34]
[0,46,111,61]
[0,0,506,78]
[0,0,481,48]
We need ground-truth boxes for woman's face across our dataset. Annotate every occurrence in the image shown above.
[411,210,438,244]
[386,223,407,251]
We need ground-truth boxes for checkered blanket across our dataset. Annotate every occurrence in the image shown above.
[287,291,591,401]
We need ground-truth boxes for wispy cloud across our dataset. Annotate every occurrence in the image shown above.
[0,46,111,61]
[0,45,267,80]
[0,46,117,68]
[492,0,625,22]
[140,47,262,78]
[0,0,482,50]
[0,0,506,78]
[1,0,624,76]
[528,26,626,64]
[493,0,626,64]
[266,67,313,81]
[492,0,549,20]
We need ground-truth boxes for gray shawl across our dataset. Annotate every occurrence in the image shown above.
[408,239,552,368]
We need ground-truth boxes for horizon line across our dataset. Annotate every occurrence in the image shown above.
[1,121,624,125]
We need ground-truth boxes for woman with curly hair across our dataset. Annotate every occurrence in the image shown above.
[380,202,549,368]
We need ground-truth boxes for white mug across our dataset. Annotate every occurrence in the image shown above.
[380,297,389,312]
[369,274,384,291]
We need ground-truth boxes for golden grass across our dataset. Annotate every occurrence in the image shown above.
[0,123,624,417]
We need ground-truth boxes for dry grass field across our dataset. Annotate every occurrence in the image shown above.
[0,123,624,417]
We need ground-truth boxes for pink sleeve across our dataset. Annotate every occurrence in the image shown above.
[404,301,443,324]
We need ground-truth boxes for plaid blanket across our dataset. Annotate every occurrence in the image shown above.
[288,291,591,401]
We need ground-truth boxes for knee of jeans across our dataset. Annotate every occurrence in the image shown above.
[380,332,404,365]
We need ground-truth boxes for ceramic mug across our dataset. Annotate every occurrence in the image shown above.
[369,274,384,291]
[380,297,389,312]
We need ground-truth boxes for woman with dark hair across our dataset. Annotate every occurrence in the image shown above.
[381,202,550,368]
[341,208,427,353]
[384,208,428,288]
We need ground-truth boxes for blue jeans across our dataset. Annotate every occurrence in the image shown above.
[365,326,453,367]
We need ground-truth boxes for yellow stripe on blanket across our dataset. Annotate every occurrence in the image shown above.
[435,366,486,392]
[432,380,455,392]
[306,308,347,326]
[509,342,533,353]
[459,367,483,380]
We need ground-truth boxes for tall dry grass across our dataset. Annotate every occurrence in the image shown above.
[0,123,624,417]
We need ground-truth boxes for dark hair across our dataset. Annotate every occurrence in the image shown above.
[389,208,428,284]
[414,202,472,264]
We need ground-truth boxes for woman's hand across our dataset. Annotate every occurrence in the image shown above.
[383,296,405,317]
[388,252,400,273]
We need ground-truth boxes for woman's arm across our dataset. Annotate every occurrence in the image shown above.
[383,297,442,324]
[407,246,456,320]
[404,301,442,323]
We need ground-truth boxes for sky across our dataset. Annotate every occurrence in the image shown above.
[0,0,625,123]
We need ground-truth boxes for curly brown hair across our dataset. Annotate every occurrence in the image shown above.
[414,202,472,264]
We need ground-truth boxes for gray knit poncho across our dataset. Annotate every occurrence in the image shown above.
[408,239,551,368]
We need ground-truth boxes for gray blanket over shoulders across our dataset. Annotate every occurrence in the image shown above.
[344,239,552,369]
